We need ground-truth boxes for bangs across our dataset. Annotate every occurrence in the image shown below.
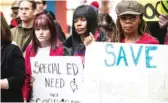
[34,17,49,29]
[73,6,89,20]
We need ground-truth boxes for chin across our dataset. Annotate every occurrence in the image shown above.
[77,32,86,35]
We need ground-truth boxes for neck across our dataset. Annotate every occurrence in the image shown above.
[124,32,140,43]
[21,19,34,28]
[40,41,50,48]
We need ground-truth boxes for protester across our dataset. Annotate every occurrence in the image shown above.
[10,0,21,28]
[98,13,120,42]
[63,5,106,63]
[1,12,25,102]
[158,14,168,45]
[90,1,99,13]
[22,13,71,102]
[35,0,66,42]
[115,1,159,44]
[11,0,36,52]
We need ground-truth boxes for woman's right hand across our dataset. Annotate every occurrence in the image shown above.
[159,14,168,28]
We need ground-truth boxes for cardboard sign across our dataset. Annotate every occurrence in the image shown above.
[30,56,84,103]
[84,42,168,103]
[137,0,164,21]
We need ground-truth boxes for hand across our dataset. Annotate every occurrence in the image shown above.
[24,99,27,103]
[159,14,168,28]
[84,32,95,46]
[0,79,9,89]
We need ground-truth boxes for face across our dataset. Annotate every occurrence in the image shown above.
[35,0,46,14]
[74,17,87,35]
[119,14,141,35]
[98,20,109,32]
[35,28,51,44]
[12,8,19,15]
[19,1,35,22]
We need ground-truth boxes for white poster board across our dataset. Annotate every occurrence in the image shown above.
[30,56,84,103]
[84,42,168,103]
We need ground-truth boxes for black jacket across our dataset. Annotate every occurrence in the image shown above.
[1,43,25,102]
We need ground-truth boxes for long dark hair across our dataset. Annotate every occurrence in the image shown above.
[98,13,120,42]
[72,5,98,53]
[31,13,57,54]
[72,5,98,43]
[1,13,12,44]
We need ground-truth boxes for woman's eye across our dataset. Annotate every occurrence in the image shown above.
[44,28,48,30]
[35,28,40,30]
[81,17,86,21]
[74,19,78,22]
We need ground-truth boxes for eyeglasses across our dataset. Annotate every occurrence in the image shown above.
[119,15,138,22]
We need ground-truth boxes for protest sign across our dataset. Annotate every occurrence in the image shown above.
[30,56,84,103]
[137,0,167,21]
[84,42,168,103]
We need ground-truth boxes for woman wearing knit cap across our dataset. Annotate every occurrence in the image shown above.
[115,1,159,44]
[90,1,99,13]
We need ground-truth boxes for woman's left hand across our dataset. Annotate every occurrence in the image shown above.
[84,32,95,46]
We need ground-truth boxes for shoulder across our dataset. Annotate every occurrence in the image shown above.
[165,41,168,45]
[3,43,19,51]
[62,35,72,48]
[54,44,72,56]
[25,44,35,57]
[10,26,20,36]
[2,44,22,57]
[11,26,19,32]
[140,33,159,44]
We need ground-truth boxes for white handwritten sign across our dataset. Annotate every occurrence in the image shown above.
[30,56,84,103]
[84,42,168,103]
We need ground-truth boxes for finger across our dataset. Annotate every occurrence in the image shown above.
[89,32,94,38]
[89,32,96,41]
[84,37,92,46]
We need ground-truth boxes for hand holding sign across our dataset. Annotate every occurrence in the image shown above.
[159,14,168,28]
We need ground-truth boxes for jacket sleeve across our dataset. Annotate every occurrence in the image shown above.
[7,45,25,89]
[22,45,32,101]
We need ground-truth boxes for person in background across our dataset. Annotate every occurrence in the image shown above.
[35,0,66,42]
[22,13,71,102]
[1,12,25,102]
[11,0,36,53]
[34,0,47,14]
[10,0,21,28]
[90,1,99,14]
[98,13,120,42]
[115,1,159,44]
[63,5,106,63]
[159,14,168,45]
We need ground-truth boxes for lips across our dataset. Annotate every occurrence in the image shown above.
[76,28,84,32]
[124,26,133,29]
[39,36,45,39]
